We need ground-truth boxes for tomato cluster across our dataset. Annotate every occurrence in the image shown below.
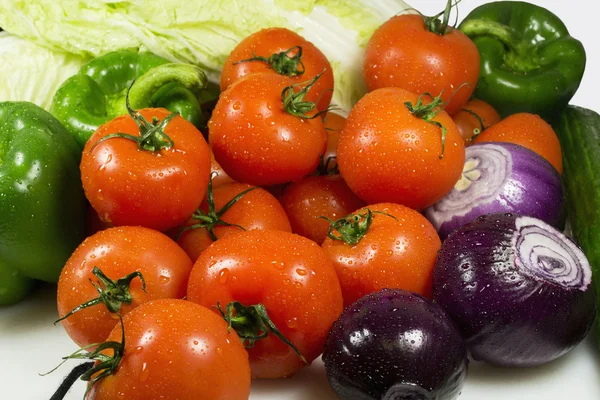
[51,5,565,400]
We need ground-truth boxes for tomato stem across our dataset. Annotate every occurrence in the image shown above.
[90,80,178,153]
[281,70,332,119]
[216,301,307,364]
[424,0,462,35]
[233,46,306,77]
[44,314,126,400]
[316,155,339,175]
[55,267,145,325]
[320,209,398,245]
[177,172,258,241]
[460,107,486,142]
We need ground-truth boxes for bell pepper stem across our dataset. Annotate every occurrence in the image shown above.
[459,18,521,51]
[124,63,208,113]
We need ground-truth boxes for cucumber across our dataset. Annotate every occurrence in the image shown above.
[555,105,600,348]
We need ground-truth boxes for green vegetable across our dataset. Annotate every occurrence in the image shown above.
[0,32,86,110]
[0,261,35,306]
[50,50,208,147]
[0,102,86,285]
[554,105,600,348]
[0,0,410,113]
[459,1,586,121]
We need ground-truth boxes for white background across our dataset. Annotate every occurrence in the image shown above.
[1,1,600,399]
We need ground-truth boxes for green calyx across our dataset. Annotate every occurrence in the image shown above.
[91,83,178,153]
[177,172,257,241]
[405,92,448,158]
[316,155,339,176]
[55,267,145,324]
[234,46,305,77]
[44,315,126,400]
[320,208,398,246]
[460,107,486,141]
[423,0,461,35]
[217,301,307,364]
[281,70,331,118]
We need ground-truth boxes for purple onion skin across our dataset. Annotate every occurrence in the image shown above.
[323,289,468,400]
[433,213,596,367]
[424,142,565,240]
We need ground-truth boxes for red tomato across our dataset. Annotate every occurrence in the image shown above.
[279,175,365,245]
[81,108,211,232]
[187,230,343,378]
[177,182,292,262]
[337,87,465,210]
[57,226,193,347]
[210,150,235,188]
[321,203,441,306]
[209,73,327,186]
[220,27,334,111]
[473,112,563,174]
[363,14,480,115]
[452,98,501,144]
[87,299,251,400]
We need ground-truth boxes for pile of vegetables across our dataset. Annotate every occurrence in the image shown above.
[1,0,599,399]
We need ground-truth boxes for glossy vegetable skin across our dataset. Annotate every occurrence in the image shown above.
[0,102,86,286]
[433,213,596,367]
[187,229,343,378]
[425,142,564,240]
[81,108,211,232]
[51,50,208,147]
[337,87,465,209]
[452,98,501,144]
[322,203,441,306]
[459,1,586,121]
[323,289,468,400]
[87,299,251,400]
[554,106,600,348]
[220,27,334,112]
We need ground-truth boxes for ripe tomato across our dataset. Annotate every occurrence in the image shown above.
[220,27,334,111]
[452,99,501,144]
[81,108,211,232]
[176,182,292,262]
[87,299,251,400]
[279,175,365,245]
[57,226,193,347]
[187,230,343,378]
[473,112,563,174]
[337,87,465,210]
[210,150,235,188]
[209,73,327,186]
[321,203,441,306]
[363,14,480,115]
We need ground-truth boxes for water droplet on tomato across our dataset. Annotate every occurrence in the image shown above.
[159,275,171,284]
[139,362,150,382]
[232,102,241,110]
[97,190,104,201]
[135,346,144,353]
[294,281,303,289]
[218,268,230,284]
[282,279,290,286]
[295,268,307,276]
[287,317,298,329]
[216,347,223,355]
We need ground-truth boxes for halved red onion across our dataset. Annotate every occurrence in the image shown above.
[424,142,564,239]
[433,213,595,367]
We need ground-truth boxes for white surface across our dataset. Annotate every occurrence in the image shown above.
[2,0,600,399]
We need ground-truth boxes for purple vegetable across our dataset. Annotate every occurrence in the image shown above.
[433,213,596,367]
[323,289,468,400]
[424,142,564,239]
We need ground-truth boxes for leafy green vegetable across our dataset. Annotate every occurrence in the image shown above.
[0,0,411,113]
[0,32,86,109]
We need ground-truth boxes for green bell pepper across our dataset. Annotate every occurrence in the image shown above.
[0,102,86,293]
[459,1,586,121]
[50,50,208,147]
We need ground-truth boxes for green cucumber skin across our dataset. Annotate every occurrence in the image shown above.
[555,105,600,348]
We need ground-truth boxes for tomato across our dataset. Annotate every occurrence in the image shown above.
[187,230,343,378]
[279,175,365,245]
[473,112,563,174]
[321,203,441,306]
[87,299,251,400]
[321,112,346,172]
[452,99,501,144]
[57,226,193,347]
[210,150,235,188]
[209,73,327,186]
[337,87,465,210]
[220,27,334,112]
[177,182,292,262]
[363,14,480,115]
[81,108,211,232]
